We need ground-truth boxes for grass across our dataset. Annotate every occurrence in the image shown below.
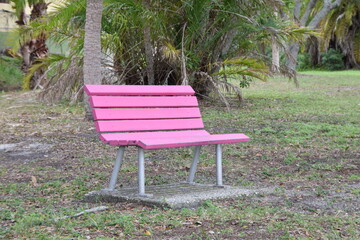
[0,71,359,239]
[0,56,23,91]
[0,32,23,91]
[0,32,19,49]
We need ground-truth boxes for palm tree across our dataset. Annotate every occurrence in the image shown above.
[285,0,343,73]
[102,0,306,98]
[83,0,103,120]
[319,0,360,68]
[142,0,155,85]
[27,0,311,105]
[11,0,50,89]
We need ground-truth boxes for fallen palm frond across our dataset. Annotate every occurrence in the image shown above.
[38,57,83,103]
[193,71,230,110]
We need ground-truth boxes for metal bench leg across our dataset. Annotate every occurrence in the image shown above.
[187,146,201,184]
[138,147,152,197]
[105,146,125,191]
[215,144,224,187]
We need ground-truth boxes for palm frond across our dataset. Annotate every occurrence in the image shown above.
[216,57,269,82]
[160,41,180,63]
[354,30,360,63]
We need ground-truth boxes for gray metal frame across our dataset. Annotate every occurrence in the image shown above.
[104,144,224,196]
[187,146,201,184]
[186,144,224,187]
[104,146,125,191]
[137,147,152,197]
[104,146,152,197]
[215,144,224,187]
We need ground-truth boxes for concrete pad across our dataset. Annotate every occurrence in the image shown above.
[84,183,274,209]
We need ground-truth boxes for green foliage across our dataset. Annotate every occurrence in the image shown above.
[219,57,269,82]
[0,32,20,48]
[321,49,345,71]
[319,0,360,68]
[320,1,360,50]
[297,52,313,70]
[23,0,312,103]
[0,56,23,91]
[23,53,67,90]
[354,30,360,63]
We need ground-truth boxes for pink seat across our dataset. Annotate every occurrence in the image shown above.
[84,85,250,196]
[99,130,211,145]
[138,134,250,149]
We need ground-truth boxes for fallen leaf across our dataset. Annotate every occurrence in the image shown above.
[166,224,175,230]
[144,230,152,236]
[31,176,37,186]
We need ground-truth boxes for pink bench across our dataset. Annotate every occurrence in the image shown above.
[84,85,250,197]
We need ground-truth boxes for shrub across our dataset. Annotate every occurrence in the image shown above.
[320,49,345,71]
[297,52,313,70]
[0,56,23,91]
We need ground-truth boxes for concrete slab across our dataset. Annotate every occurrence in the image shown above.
[84,183,274,209]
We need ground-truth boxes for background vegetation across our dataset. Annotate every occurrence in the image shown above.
[2,0,359,100]
[0,56,23,91]
[7,0,313,103]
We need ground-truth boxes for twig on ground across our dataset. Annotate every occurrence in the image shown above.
[54,206,108,221]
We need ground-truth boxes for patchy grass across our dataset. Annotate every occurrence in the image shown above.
[0,56,23,91]
[0,71,359,239]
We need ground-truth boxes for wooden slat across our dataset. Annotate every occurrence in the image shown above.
[93,108,201,120]
[100,130,210,145]
[138,134,250,149]
[95,119,204,132]
[90,96,199,108]
[84,85,195,96]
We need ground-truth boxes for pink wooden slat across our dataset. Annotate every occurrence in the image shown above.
[84,85,195,96]
[96,118,204,132]
[100,130,210,145]
[93,107,201,120]
[137,134,250,149]
[90,96,199,108]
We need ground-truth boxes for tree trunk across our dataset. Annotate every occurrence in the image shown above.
[285,0,343,73]
[308,0,342,29]
[83,0,103,120]
[285,42,300,75]
[337,13,360,69]
[307,36,320,66]
[16,2,49,89]
[142,0,155,85]
[339,28,360,69]
[271,36,280,73]
[15,11,27,26]
[211,17,238,67]
[180,23,188,85]
[30,2,49,20]
[194,17,238,96]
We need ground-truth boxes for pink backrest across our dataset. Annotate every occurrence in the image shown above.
[84,85,205,133]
